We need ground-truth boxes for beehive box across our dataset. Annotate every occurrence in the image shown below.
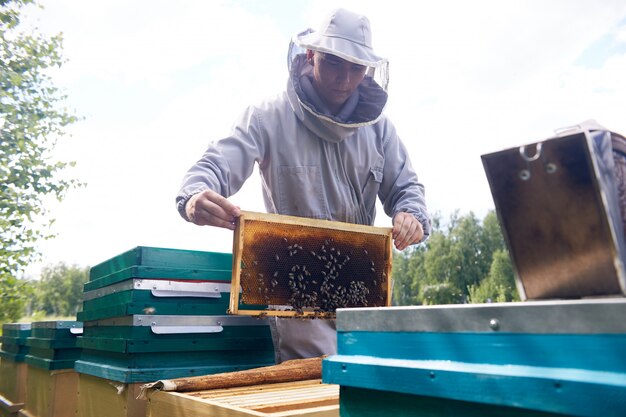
[79,279,234,322]
[230,212,392,318]
[20,366,78,417]
[1,323,31,361]
[0,323,30,415]
[323,299,626,417]
[0,357,27,415]
[75,314,274,383]
[146,380,339,417]
[76,373,146,417]
[24,321,82,371]
[85,246,232,292]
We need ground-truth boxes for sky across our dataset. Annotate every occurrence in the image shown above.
[19,0,626,276]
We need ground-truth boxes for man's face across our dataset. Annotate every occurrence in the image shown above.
[310,52,367,114]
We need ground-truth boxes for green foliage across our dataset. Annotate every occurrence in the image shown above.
[468,249,519,303]
[0,274,33,322]
[392,210,518,305]
[0,0,81,322]
[32,262,89,317]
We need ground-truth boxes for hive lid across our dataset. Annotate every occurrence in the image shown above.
[89,246,233,281]
[482,131,626,300]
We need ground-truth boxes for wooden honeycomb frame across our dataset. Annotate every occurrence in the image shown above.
[229,211,393,318]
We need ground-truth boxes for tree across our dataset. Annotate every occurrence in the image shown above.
[391,210,514,305]
[33,263,89,317]
[1,0,81,322]
[468,249,519,303]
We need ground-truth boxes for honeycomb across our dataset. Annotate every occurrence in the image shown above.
[230,212,392,317]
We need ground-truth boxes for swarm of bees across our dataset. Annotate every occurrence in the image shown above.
[241,237,387,315]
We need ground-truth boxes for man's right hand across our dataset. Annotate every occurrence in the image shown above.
[185,190,241,230]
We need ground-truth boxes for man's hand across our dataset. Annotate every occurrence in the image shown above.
[392,212,424,251]
[185,190,241,230]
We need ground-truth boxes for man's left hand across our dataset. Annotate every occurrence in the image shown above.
[392,212,424,251]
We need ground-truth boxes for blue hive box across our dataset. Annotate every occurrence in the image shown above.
[323,299,626,417]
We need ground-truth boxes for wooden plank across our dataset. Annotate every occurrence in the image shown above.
[147,380,339,417]
[233,310,335,318]
[0,360,27,404]
[0,393,24,413]
[230,213,245,315]
[22,367,78,417]
[77,373,146,417]
[191,380,326,398]
[238,211,390,235]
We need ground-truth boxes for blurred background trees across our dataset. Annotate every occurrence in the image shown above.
[392,210,519,305]
[31,263,89,317]
[1,0,81,322]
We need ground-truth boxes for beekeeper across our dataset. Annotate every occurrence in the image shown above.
[175,8,431,363]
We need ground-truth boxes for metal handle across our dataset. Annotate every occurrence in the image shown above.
[150,325,224,334]
[151,289,221,298]
[519,143,543,162]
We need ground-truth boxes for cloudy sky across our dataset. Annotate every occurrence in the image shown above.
[21,0,626,275]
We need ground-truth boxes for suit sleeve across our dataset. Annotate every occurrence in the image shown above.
[175,106,265,220]
[378,122,432,241]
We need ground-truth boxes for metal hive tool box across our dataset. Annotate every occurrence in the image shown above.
[75,314,274,383]
[230,211,393,318]
[481,129,626,300]
[322,300,626,417]
[24,321,83,370]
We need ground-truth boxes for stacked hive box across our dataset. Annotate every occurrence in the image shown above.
[24,321,82,370]
[74,246,275,417]
[323,300,626,417]
[21,321,82,417]
[0,323,30,416]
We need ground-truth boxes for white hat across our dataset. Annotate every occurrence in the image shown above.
[293,8,386,68]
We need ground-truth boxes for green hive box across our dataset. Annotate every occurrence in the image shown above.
[24,321,82,371]
[78,279,234,321]
[85,246,233,291]
[0,323,31,362]
[75,314,274,383]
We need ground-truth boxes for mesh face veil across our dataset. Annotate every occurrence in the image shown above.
[288,29,389,93]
